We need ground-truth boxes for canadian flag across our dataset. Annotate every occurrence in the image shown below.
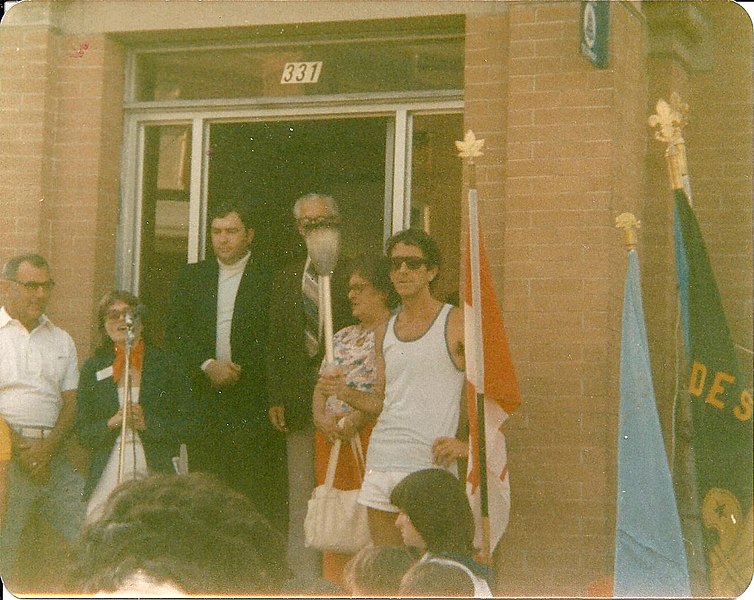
[464,188,522,556]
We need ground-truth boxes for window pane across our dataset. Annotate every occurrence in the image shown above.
[139,124,192,345]
[135,36,463,101]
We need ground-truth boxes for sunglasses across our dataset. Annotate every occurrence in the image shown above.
[389,257,428,271]
[10,279,55,292]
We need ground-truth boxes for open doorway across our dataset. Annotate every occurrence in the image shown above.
[206,117,388,268]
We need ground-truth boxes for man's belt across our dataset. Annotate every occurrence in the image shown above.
[14,426,52,439]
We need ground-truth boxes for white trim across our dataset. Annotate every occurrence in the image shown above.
[124,90,463,113]
[116,99,463,288]
[187,118,205,264]
[391,110,408,234]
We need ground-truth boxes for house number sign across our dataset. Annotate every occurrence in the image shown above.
[280,62,323,84]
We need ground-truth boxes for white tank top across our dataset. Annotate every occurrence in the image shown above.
[366,304,464,472]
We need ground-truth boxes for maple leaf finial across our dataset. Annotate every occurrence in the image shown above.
[455,130,485,160]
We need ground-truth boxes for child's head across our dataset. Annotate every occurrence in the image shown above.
[399,560,476,597]
[342,545,416,596]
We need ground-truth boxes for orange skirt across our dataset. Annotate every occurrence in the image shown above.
[313,421,373,585]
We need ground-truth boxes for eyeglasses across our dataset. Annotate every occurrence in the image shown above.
[9,279,55,292]
[105,308,131,321]
[389,257,427,271]
[348,283,372,294]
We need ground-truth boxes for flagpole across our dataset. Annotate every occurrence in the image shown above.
[457,130,491,564]
[469,162,492,566]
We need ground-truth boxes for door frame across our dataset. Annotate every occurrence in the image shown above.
[117,94,463,292]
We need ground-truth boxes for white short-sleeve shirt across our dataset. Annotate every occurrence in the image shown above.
[0,306,79,429]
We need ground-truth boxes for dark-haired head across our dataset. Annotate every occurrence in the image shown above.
[390,468,475,556]
[209,199,255,230]
[67,473,290,596]
[94,290,146,355]
[2,253,50,281]
[346,254,400,311]
[385,229,441,270]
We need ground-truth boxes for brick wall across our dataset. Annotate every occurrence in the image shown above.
[686,3,753,380]
[0,25,55,256]
[0,22,124,356]
[465,3,647,596]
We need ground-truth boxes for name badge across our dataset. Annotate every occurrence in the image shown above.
[96,365,114,381]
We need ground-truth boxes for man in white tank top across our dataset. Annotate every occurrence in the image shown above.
[316,229,469,546]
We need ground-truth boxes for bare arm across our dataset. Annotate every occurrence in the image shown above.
[433,308,468,467]
[446,305,465,371]
[315,323,387,415]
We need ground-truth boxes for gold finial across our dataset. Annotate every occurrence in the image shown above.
[615,212,641,250]
[648,93,689,145]
[456,130,485,160]
[648,93,690,192]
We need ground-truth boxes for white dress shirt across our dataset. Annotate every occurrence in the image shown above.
[215,252,250,362]
[0,306,79,429]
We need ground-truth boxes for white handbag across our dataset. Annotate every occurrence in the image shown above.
[304,436,371,553]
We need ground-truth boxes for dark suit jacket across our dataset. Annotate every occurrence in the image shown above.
[266,251,352,432]
[74,345,197,499]
[165,253,272,428]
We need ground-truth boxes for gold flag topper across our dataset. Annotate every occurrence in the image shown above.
[648,92,689,145]
[648,93,690,192]
[456,130,485,160]
[615,212,641,250]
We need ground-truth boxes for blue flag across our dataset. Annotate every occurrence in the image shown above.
[614,250,691,598]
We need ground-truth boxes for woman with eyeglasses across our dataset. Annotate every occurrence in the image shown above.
[311,254,398,584]
[74,290,197,521]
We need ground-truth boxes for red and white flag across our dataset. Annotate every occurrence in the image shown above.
[464,187,522,557]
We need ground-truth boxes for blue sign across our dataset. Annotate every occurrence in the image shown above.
[580,0,610,69]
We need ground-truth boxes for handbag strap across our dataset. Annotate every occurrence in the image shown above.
[349,435,366,483]
[324,438,342,489]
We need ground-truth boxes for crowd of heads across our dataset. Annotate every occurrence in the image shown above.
[67,473,290,596]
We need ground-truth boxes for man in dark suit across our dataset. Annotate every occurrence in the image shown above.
[166,200,287,532]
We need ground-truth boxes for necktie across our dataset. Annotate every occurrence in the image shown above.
[302,256,322,358]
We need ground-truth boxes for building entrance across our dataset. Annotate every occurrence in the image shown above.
[136,112,462,344]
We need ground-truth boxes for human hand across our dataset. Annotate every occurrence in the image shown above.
[315,365,345,399]
[432,436,468,468]
[268,405,288,433]
[335,414,360,441]
[205,360,242,387]
[314,412,341,442]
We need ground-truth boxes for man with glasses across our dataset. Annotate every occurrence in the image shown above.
[267,193,350,588]
[317,229,467,546]
[0,254,85,587]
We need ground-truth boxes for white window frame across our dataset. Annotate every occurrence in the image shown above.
[117,51,462,292]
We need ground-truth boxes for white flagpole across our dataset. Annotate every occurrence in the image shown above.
[457,129,491,564]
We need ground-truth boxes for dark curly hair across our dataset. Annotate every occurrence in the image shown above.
[66,473,290,596]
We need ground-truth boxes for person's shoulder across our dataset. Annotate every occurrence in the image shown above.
[44,319,77,346]
[80,351,112,376]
